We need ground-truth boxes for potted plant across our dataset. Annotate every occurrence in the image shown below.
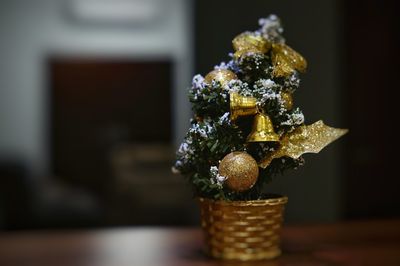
[172,15,347,261]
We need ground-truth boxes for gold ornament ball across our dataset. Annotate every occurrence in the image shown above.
[218,152,259,192]
[204,69,238,87]
[281,91,293,110]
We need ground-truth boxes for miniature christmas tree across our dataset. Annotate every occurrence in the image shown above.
[173,15,347,201]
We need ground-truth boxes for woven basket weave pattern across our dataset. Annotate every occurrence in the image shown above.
[199,196,288,260]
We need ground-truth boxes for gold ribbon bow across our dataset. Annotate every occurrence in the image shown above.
[232,31,307,77]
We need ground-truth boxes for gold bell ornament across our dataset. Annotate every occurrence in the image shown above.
[247,113,280,142]
[229,92,258,121]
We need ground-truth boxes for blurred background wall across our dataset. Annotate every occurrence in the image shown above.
[0,0,398,229]
[0,0,194,229]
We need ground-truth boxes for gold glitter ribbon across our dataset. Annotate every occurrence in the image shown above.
[232,32,272,59]
[271,43,307,77]
[259,120,348,168]
[232,32,307,78]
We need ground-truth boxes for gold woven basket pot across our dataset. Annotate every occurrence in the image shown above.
[199,196,288,261]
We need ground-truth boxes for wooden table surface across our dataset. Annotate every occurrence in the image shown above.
[1,219,400,266]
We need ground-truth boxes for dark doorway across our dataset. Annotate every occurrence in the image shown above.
[344,0,399,219]
[49,59,172,198]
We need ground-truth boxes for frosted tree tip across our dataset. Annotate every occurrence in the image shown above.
[258,14,285,43]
